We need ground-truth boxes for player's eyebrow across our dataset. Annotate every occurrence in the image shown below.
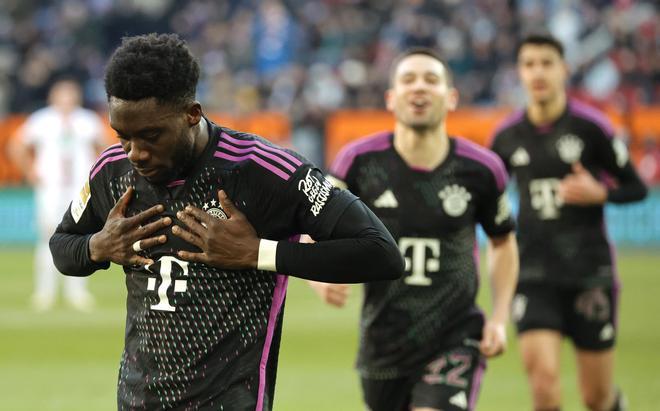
[111,126,161,138]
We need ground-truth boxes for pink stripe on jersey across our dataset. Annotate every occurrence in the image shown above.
[218,141,297,173]
[166,179,185,188]
[90,154,128,180]
[455,138,508,191]
[569,99,615,138]
[91,145,124,170]
[214,151,291,180]
[256,274,289,411]
[220,132,302,167]
[331,131,392,180]
[468,358,486,410]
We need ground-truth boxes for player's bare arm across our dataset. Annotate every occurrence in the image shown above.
[88,186,171,266]
[481,232,519,358]
[173,189,260,269]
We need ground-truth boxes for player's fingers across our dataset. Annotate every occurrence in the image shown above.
[134,235,167,252]
[172,225,204,248]
[177,250,208,263]
[126,204,165,227]
[128,255,155,267]
[573,161,586,174]
[177,210,208,237]
[330,285,350,299]
[327,295,346,307]
[109,186,134,217]
[218,190,240,219]
[135,217,172,238]
[299,234,316,244]
[183,205,212,225]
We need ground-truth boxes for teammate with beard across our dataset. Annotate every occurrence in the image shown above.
[49,33,403,411]
[490,33,647,411]
[310,48,519,411]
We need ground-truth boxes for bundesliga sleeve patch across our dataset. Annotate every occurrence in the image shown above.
[71,180,91,223]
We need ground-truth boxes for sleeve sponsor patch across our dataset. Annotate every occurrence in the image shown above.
[71,180,91,223]
[298,169,333,216]
[495,193,512,225]
[612,138,629,168]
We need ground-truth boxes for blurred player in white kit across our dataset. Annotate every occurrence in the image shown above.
[9,78,106,311]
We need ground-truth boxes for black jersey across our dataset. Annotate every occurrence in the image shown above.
[330,132,515,379]
[490,99,647,287]
[54,120,355,410]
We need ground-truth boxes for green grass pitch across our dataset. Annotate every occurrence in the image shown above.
[0,248,658,410]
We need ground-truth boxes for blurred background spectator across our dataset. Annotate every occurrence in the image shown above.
[0,0,657,166]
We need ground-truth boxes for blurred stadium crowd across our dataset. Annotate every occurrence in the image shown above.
[2,0,657,112]
[0,0,658,180]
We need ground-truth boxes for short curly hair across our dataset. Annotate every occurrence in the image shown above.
[104,33,200,107]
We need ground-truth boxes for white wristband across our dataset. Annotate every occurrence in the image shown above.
[257,239,278,271]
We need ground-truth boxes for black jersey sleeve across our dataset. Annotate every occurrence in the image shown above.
[592,129,648,203]
[489,128,514,173]
[49,173,111,276]
[476,152,516,237]
[264,163,403,282]
[478,187,516,238]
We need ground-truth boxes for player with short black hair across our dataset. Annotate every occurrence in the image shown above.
[50,33,404,410]
[490,33,647,411]
[310,47,519,411]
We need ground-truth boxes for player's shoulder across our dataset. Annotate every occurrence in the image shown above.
[331,131,393,179]
[71,107,103,122]
[453,137,508,191]
[26,106,57,123]
[490,109,526,141]
[88,143,130,183]
[213,126,307,183]
[565,99,615,139]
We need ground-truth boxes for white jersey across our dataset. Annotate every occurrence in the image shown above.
[22,106,105,224]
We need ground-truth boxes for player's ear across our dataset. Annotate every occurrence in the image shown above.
[185,101,203,126]
[447,87,459,111]
[385,88,395,112]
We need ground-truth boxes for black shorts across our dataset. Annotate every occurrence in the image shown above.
[361,341,486,411]
[512,282,619,350]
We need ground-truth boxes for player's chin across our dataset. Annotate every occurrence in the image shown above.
[141,169,169,184]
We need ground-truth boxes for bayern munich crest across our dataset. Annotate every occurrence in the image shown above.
[438,184,471,217]
[556,134,584,164]
[202,200,228,219]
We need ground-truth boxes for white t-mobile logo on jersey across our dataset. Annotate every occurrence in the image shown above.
[399,237,440,286]
[529,178,562,220]
[146,256,189,312]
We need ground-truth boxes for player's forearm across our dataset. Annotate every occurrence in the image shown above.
[49,229,110,276]
[487,233,519,323]
[259,200,404,283]
[607,165,648,203]
[272,234,403,283]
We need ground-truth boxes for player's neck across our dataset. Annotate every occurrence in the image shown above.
[526,92,567,126]
[193,116,210,158]
[393,123,449,170]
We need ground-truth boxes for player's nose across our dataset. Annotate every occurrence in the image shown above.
[127,142,151,163]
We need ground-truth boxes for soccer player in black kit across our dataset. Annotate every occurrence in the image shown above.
[310,48,519,411]
[490,34,647,411]
[49,33,404,411]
